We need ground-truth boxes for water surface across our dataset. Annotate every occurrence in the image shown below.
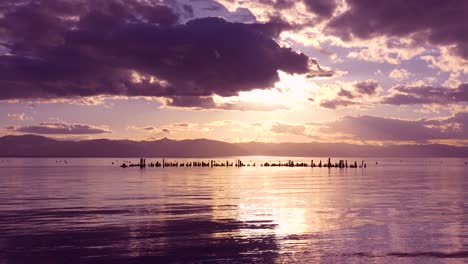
[0,157,467,263]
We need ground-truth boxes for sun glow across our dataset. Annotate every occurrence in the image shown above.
[215,71,320,109]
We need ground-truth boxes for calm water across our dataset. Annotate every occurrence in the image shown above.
[0,157,467,263]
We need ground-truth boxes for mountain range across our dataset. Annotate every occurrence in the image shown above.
[0,135,467,157]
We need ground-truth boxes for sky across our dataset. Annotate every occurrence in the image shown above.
[0,0,467,146]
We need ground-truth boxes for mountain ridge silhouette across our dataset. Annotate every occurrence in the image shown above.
[1,134,467,157]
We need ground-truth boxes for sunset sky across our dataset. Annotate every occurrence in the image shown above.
[0,0,467,145]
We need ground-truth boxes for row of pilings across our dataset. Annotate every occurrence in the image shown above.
[120,158,368,169]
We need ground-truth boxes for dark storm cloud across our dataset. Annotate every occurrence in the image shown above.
[0,0,180,53]
[319,114,467,141]
[382,83,468,106]
[0,0,333,101]
[327,0,468,58]
[7,123,110,135]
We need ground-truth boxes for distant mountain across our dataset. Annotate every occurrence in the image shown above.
[0,135,467,157]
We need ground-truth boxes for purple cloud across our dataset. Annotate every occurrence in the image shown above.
[7,113,26,121]
[271,123,307,136]
[166,96,289,111]
[217,101,289,111]
[303,0,337,18]
[8,123,110,135]
[167,96,217,109]
[316,80,381,110]
[171,123,191,128]
[319,114,467,141]
[383,83,468,105]
[337,89,354,99]
[237,0,336,19]
[327,0,468,58]
[0,1,334,102]
[319,98,359,109]
[270,113,467,142]
[354,80,379,96]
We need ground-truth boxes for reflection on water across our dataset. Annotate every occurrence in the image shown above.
[0,157,467,263]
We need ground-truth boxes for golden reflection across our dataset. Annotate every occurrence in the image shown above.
[209,166,345,242]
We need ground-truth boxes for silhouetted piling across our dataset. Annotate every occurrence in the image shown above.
[118,158,369,170]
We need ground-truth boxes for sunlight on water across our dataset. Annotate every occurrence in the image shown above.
[0,157,467,263]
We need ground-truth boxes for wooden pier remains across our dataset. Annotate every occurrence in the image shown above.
[119,158,368,169]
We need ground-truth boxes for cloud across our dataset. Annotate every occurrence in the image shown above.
[319,98,359,110]
[165,96,289,111]
[318,114,467,142]
[127,125,171,136]
[171,123,192,128]
[205,120,235,127]
[0,1,334,102]
[353,80,379,96]
[7,113,26,121]
[218,101,289,111]
[327,0,468,59]
[337,89,354,99]
[217,0,466,71]
[217,0,338,22]
[7,123,110,135]
[270,123,307,137]
[303,0,337,19]
[166,96,217,109]
[316,80,381,109]
[382,83,468,106]
[267,113,467,143]
[443,72,462,88]
[420,47,468,73]
[389,69,411,80]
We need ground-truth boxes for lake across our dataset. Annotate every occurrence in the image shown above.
[0,157,467,263]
